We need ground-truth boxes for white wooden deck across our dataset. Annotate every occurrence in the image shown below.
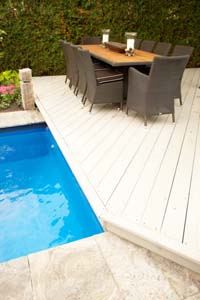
[33,68,200,274]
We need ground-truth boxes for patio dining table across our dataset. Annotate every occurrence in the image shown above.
[81,44,158,67]
[81,44,158,98]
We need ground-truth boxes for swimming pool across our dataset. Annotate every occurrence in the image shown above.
[0,124,103,263]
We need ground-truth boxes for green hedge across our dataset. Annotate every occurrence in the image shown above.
[1,0,199,76]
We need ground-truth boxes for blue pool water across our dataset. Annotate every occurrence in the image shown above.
[0,125,103,263]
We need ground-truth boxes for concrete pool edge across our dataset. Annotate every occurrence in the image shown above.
[0,110,44,129]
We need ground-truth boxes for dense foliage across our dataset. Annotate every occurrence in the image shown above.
[1,0,199,75]
[0,70,21,109]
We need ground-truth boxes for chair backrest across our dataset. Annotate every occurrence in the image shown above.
[134,38,142,49]
[79,49,97,101]
[171,45,194,57]
[59,40,71,79]
[147,55,189,114]
[81,36,101,45]
[69,44,79,86]
[153,42,172,56]
[76,48,87,94]
[140,40,156,52]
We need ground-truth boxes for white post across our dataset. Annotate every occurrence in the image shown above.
[19,68,35,110]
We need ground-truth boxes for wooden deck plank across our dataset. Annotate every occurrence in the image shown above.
[96,118,157,205]
[73,111,128,163]
[141,68,200,233]
[106,115,168,215]
[81,113,137,174]
[123,70,196,225]
[161,74,200,242]
[180,86,200,250]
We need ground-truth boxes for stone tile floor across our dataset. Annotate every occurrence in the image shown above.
[0,232,200,300]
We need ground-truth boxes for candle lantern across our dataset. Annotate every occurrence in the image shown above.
[102,29,110,47]
[125,32,137,56]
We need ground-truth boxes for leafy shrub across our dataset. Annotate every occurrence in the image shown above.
[0,85,21,109]
[0,0,199,76]
[0,70,21,109]
[0,70,20,86]
[0,29,6,59]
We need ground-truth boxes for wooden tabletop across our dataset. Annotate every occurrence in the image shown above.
[81,44,158,67]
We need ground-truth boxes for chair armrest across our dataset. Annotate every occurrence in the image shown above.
[127,67,149,111]
[129,67,149,89]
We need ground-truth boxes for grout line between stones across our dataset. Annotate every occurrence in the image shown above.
[27,256,34,300]
[94,235,126,300]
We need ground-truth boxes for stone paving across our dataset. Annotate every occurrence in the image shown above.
[0,233,200,300]
[0,110,44,128]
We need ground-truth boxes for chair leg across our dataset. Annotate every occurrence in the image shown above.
[74,79,79,95]
[125,106,128,115]
[69,81,72,89]
[144,115,147,126]
[82,86,87,103]
[179,95,182,106]
[172,113,175,123]
[81,94,85,103]
[65,76,67,84]
[83,96,87,105]
[89,103,93,112]
[120,100,123,111]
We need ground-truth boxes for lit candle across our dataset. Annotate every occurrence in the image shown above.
[102,34,109,43]
[127,38,133,49]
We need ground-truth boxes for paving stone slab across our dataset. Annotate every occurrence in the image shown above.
[0,256,32,300]
[29,235,123,300]
[95,232,182,300]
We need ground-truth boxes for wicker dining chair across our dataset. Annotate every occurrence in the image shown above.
[140,40,156,52]
[81,36,101,45]
[126,55,189,125]
[134,38,142,49]
[171,45,194,57]
[78,49,124,112]
[68,44,80,94]
[153,42,172,56]
[171,45,194,105]
[59,40,72,85]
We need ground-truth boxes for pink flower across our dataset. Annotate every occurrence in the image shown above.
[0,86,8,94]
[0,85,17,95]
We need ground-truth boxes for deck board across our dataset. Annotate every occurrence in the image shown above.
[33,68,200,273]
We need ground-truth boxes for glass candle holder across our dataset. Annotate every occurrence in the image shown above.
[125,32,137,56]
[102,29,110,47]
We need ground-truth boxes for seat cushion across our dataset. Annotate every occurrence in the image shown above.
[95,69,124,84]
[93,62,108,71]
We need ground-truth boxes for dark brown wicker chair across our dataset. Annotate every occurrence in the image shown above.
[171,45,194,56]
[59,40,72,85]
[71,45,107,101]
[69,44,80,94]
[126,55,190,125]
[81,36,101,45]
[153,42,172,55]
[171,45,194,105]
[140,40,156,52]
[134,38,142,49]
[78,49,124,112]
